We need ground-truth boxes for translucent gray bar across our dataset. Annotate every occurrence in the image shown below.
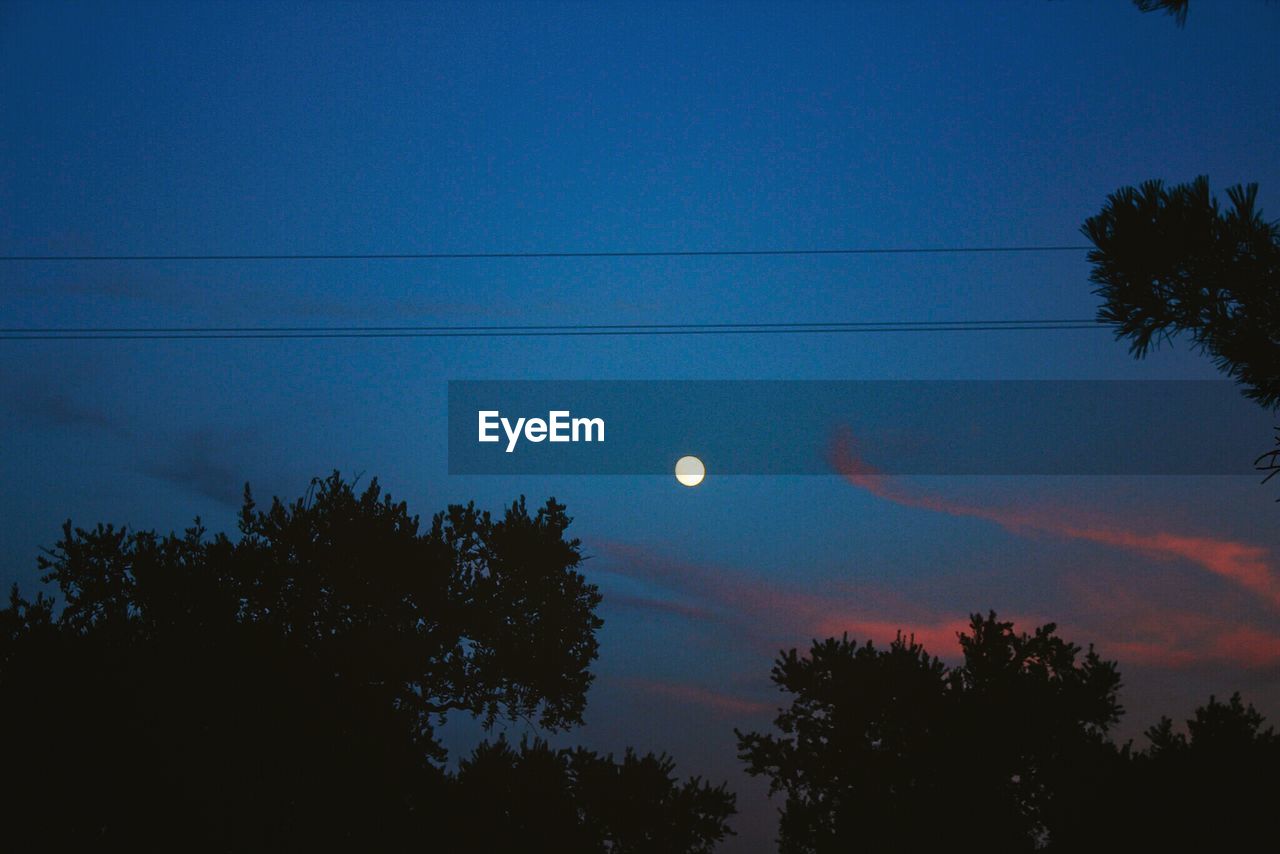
[447,381,1272,475]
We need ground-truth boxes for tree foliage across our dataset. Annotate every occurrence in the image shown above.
[1082,175,1280,408]
[26,472,603,742]
[737,613,1122,852]
[1258,427,1280,496]
[451,737,736,852]
[737,612,1280,851]
[0,474,734,851]
[1133,0,1189,27]
[1123,692,1280,849]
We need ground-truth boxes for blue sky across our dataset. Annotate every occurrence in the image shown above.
[3,1,1279,848]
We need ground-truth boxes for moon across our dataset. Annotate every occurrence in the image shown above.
[675,455,705,487]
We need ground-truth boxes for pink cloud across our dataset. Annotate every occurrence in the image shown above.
[596,540,990,660]
[1212,625,1280,668]
[1066,580,1280,670]
[598,532,1280,674]
[594,539,830,636]
[621,677,775,718]
[1092,621,1280,670]
[811,617,974,656]
[830,429,1280,610]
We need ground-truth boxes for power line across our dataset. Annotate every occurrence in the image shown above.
[0,319,1099,333]
[0,244,1093,262]
[0,319,1107,341]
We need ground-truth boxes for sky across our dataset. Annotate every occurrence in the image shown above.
[2,1,1279,849]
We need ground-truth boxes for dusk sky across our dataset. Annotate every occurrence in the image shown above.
[3,2,1279,848]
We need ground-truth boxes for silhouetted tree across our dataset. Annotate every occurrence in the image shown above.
[736,613,1123,853]
[1259,427,1280,498]
[1083,176,1280,408]
[1041,690,1280,852]
[1122,692,1280,850]
[0,474,735,850]
[1083,176,1280,498]
[739,613,1280,851]
[1133,0,1189,27]
[449,737,736,852]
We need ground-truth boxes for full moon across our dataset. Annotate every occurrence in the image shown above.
[675,455,705,487]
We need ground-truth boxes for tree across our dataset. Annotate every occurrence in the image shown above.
[1258,427,1280,497]
[736,613,1123,853]
[1133,0,1189,27]
[449,737,736,853]
[738,613,1280,851]
[28,472,603,746]
[1082,176,1280,408]
[1083,176,1280,499]
[0,474,735,850]
[1124,693,1280,850]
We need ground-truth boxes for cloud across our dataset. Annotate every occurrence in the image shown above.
[138,429,254,507]
[601,592,718,621]
[1096,617,1280,670]
[586,429,1280,676]
[810,616,975,656]
[1064,578,1280,670]
[594,540,823,637]
[598,534,1280,674]
[594,540,985,660]
[0,371,122,435]
[21,388,118,433]
[829,429,1280,611]
[620,677,775,718]
[0,361,288,511]
[1103,629,1280,670]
